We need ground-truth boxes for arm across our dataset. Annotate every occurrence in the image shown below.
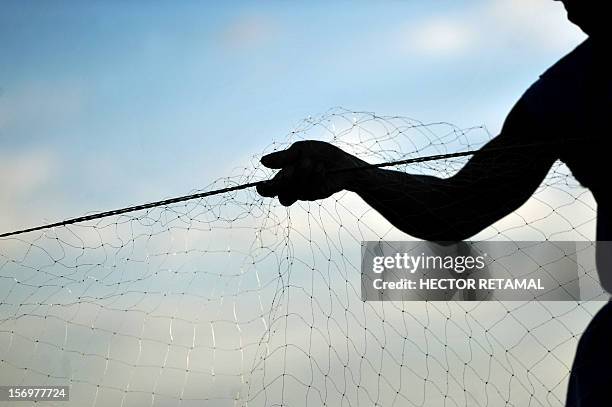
[258,100,558,241]
[345,100,558,240]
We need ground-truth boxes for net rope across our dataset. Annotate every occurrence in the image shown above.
[0,107,605,406]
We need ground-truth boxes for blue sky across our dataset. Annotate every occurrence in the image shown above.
[0,5,597,404]
[0,0,586,232]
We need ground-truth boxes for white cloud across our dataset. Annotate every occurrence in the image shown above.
[0,149,60,232]
[396,17,476,57]
[221,14,276,50]
[482,0,586,52]
[0,150,57,198]
[391,0,585,58]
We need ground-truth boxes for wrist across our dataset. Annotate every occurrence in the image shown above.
[340,167,377,193]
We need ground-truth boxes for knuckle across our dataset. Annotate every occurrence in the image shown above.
[291,140,308,150]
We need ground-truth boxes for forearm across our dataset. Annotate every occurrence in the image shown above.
[341,98,562,241]
[344,168,486,241]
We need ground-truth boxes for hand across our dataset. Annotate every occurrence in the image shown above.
[257,140,364,206]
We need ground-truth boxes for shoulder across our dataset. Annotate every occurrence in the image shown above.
[521,39,595,114]
[539,38,595,81]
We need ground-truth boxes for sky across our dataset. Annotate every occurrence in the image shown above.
[0,0,587,233]
[0,3,598,405]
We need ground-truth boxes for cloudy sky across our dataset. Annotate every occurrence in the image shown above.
[0,3,597,405]
[0,0,586,233]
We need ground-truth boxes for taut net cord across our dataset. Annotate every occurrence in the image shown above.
[0,108,604,406]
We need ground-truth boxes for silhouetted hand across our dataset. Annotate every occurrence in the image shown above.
[257,140,365,206]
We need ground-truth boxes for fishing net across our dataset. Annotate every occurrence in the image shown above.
[0,108,605,406]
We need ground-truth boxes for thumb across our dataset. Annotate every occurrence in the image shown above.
[260,144,300,169]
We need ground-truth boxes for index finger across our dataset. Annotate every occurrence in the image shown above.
[260,144,300,169]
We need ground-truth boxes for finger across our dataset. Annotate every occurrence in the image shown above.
[256,181,278,197]
[256,166,295,198]
[278,192,298,207]
[260,144,301,169]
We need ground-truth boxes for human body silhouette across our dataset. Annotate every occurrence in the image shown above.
[257,1,611,405]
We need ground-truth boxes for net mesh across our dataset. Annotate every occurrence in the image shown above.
[0,107,605,406]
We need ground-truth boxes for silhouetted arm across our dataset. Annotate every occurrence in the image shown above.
[258,99,558,241]
[344,100,558,240]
